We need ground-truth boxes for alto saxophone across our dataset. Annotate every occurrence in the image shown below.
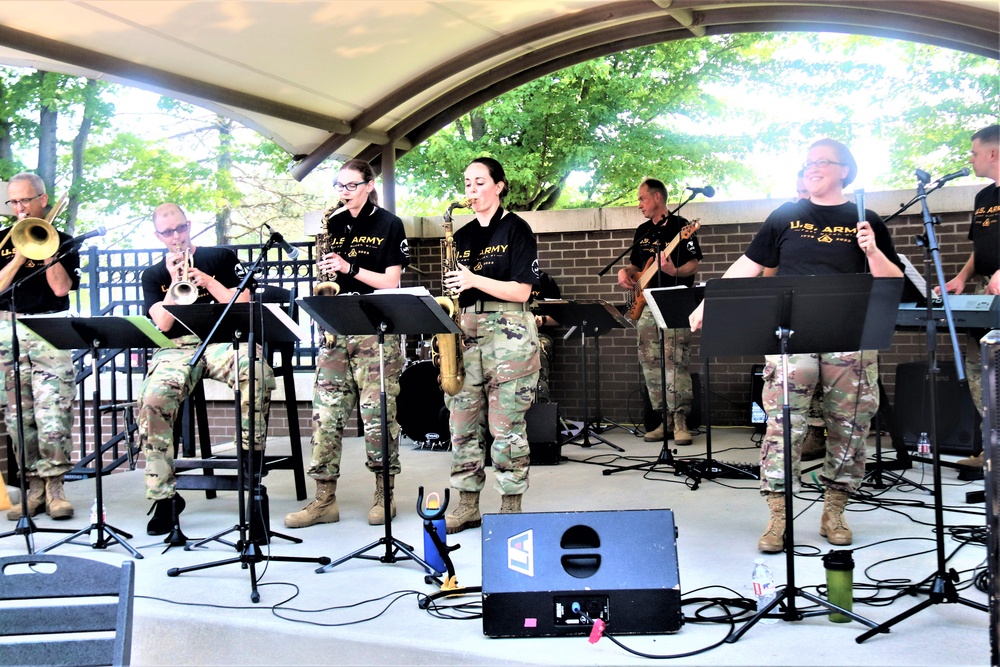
[314,202,344,347]
[433,199,474,395]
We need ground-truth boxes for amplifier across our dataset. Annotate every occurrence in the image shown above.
[482,509,682,638]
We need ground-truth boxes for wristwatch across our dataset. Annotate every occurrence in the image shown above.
[347,263,360,277]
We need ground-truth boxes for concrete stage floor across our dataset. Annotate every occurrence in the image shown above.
[0,425,992,666]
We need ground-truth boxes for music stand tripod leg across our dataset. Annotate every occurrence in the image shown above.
[563,322,623,452]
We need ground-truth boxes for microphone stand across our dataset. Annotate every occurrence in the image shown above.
[857,169,988,641]
[0,244,83,552]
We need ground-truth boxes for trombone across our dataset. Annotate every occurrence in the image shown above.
[0,194,66,292]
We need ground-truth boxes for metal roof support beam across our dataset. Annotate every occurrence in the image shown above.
[381,143,397,215]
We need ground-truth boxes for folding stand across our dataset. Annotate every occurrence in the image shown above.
[699,274,902,640]
[163,300,326,603]
[856,171,989,641]
[643,286,756,483]
[24,317,174,558]
[299,289,460,576]
[535,300,634,452]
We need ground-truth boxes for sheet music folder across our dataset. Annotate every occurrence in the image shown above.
[700,274,902,357]
[644,285,705,330]
[165,302,308,344]
[19,314,176,350]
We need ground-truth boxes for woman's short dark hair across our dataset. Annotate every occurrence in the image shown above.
[340,158,379,205]
[469,157,509,199]
[809,138,858,187]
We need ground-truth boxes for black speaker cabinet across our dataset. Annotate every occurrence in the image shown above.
[893,361,981,455]
[980,331,1000,664]
[481,509,682,638]
[526,402,561,465]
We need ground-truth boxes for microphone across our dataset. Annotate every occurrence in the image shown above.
[60,226,106,248]
[263,223,300,260]
[933,167,970,185]
[687,185,715,198]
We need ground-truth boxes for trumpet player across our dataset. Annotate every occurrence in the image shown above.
[443,157,540,535]
[2,172,79,521]
[284,159,409,529]
[138,203,274,536]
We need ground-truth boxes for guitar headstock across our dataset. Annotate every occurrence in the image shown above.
[681,220,701,238]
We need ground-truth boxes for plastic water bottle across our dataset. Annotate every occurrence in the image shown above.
[423,492,447,574]
[752,558,778,624]
[917,432,931,471]
[88,499,105,545]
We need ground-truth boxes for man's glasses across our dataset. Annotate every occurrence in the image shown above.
[5,194,43,208]
[802,159,846,170]
[333,180,368,192]
[155,222,190,237]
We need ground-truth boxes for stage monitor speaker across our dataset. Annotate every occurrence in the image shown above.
[526,402,561,465]
[980,331,999,664]
[642,373,701,432]
[481,509,682,638]
[893,361,981,455]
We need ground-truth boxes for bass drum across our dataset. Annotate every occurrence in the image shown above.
[397,361,450,447]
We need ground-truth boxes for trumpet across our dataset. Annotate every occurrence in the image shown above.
[0,194,65,291]
[166,243,198,305]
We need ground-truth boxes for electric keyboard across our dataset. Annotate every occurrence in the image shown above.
[896,294,1000,330]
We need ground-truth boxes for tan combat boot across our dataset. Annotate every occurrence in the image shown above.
[368,474,396,525]
[500,494,522,513]
[284,480,339,528]
[820,489,853,545]
[445,491,481,534]
[955,451,984,468]
[673,412,692,446]
[6,476,45,520]
[800,425,826,461]
[45,475,74,520]
[758,491,786,553]
[643,415,673,442]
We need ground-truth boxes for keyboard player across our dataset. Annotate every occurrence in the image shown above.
[937,123,999,469]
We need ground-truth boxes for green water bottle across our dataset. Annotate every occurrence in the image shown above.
[823,549,855,623]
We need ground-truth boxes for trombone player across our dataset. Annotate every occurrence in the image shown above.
[1,172,79,521]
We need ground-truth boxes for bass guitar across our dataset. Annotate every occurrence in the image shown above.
[624,219,701,321]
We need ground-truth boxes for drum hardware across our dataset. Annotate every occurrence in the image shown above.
[397,361,450,450]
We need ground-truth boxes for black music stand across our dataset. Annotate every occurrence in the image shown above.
[23,316,171,559]
[163,302,328,601]
[534,300,634,452]
[298,290,460,576]
[700,274,901,640]
[643,285,755,483]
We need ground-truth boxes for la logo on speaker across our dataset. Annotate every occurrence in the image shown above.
[507,529,534,576]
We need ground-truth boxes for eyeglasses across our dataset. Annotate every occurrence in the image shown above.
[803,159,846,170]
[333,180,368,192]
[5,194,43,208]
[155,222,190,237]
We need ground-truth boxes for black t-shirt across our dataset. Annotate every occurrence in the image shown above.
[745,200,904,276]
[452,207,539,309]
[141,245,242,338]
[322,200,409,295]
[969,184,999,278]
[0,227,80,313]
[628,213,702,288]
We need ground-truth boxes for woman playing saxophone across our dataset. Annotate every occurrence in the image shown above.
[442,157,541,535]
[284,159,410,530]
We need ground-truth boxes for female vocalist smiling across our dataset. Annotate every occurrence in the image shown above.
[690,138,903,553]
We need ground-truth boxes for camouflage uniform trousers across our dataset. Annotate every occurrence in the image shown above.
[636,308,692,415]
[964,278,991,419]
[446,310,539,496]
[0,319,75,478]
[536,332,554,401]
[760,350,878,495]
[806,385,825,428]
[138,335,274,500]
[308,334,403,481]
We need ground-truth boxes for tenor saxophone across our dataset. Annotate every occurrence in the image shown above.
[433,199,473,395]
[314,202,344,347]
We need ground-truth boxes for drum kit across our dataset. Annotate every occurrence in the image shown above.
[396,339,450,449]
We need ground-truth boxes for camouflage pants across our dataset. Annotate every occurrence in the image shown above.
[760,351,878,495]
[965,278,991,419]
[446,310,539,496]
[636,308,692,415]
[537,332,554,401]
[308,334,402,480]
[0,319,75,478]
[807,385,825,427]
[138,336,274,500]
